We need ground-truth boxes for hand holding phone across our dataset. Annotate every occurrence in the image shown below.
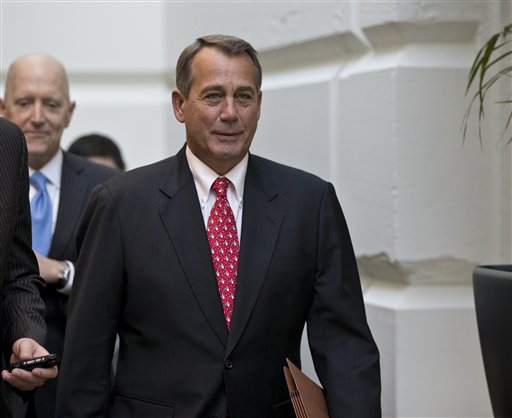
[7,353,61,372]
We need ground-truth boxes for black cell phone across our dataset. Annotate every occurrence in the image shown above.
[7,353,61,372]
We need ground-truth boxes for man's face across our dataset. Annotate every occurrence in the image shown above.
[0,56,75,170]
[172,47,262,175]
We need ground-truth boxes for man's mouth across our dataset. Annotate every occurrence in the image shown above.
[26,131,49,139]
[212,130,243,138]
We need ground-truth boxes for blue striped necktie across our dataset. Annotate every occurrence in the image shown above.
[30,172,53,256]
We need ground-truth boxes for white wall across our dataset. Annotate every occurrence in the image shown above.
[2,1,510,416]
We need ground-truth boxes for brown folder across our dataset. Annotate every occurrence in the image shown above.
[283,358,330,418]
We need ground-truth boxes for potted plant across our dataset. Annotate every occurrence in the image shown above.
[466,22,512,418]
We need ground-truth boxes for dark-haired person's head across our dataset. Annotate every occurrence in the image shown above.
[68,133,125,170]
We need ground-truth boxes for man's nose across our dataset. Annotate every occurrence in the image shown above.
[30,103,45,124]
[220,98,238,121]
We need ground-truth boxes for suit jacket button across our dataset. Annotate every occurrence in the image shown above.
[225,359,233,369]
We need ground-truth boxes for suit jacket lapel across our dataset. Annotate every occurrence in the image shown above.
[50,153,87,259]
[226,157,284,355]
[158,148,228,345]
[158,150,284,352]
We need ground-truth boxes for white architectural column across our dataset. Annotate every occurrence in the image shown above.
[364,280,492,417]
[335,2,506,416]
[252,2,507,416]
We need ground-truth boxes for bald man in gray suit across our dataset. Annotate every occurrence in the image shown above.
[0,118,58,417]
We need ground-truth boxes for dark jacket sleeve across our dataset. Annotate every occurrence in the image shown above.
[1,119,46,354]
[307,182,381,417]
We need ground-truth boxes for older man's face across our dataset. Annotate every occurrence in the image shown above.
[1,55,75,170]
[172,47,262,175]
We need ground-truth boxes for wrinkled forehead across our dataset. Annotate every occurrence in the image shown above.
[191,47,259,89]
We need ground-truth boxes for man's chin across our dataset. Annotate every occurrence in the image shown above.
[27,147,49,158]
[212,137,251,154]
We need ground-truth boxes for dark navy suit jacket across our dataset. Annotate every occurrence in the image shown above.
[33,152,118,418]
[57,146,381,418]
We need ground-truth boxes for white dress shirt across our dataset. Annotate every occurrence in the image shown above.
[186,145,247,240]
[29,149,74,294]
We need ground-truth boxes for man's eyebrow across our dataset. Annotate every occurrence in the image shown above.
[199,85,257,95]
[237,86,257,93]
[199,85,225,95]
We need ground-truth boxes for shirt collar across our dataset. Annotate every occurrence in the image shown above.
[29,149,63,190]
[185,145,247,204]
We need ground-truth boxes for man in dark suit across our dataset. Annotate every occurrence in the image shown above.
[56,35,381,417]
[0,54,118,418]
[0,118,58,417]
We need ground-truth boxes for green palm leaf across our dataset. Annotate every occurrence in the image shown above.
[463,23,512,147]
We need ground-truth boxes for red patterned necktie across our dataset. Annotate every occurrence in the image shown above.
[207,177,239,330]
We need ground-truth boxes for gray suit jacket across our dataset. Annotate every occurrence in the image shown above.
[0,118,46,417]
[57,146,381,418]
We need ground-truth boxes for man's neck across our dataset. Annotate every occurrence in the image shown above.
[29,152,59,171]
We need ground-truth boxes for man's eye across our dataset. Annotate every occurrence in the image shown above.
[45,101,61,110]
[237,93,253,101]
[204,93,222,102]
[16,100,29,108]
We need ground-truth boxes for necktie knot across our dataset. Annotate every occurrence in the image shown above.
[212,177,230,198]
[30,171,47,191]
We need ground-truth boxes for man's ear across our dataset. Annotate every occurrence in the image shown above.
[171,89,186,123]
[0,98,6,117]
[256,90,262,121]
[64,101,76,128]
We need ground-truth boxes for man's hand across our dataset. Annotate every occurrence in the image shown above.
[1,338,58,391]
[34,252,60,285]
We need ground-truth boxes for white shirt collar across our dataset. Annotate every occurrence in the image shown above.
[29,149,63,190]
[185,145,247,205]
